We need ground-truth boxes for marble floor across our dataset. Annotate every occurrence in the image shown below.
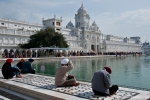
[0,73,150,100]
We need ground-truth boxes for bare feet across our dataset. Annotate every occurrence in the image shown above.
[112,92,116,95]
[16,75,22,78]
[68,75,74,79]
[73,82,80,86]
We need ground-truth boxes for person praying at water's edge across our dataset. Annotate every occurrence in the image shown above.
[92,66,119,96]
[55,58,80,87]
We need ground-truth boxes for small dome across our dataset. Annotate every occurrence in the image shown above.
[67,21,74,27]
[92,21,97,27]
[91,21,99,31]
[78,3,87,14]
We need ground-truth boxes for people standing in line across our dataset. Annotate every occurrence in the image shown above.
[92,67,118,96]
[55,58,80,87]
[2,58,22,79]
[16,59,26,70]
[21,58,36,74]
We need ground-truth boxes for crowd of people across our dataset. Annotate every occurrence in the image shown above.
[1,50,143,59]
[1,58,119,97]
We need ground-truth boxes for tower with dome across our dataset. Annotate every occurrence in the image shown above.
[42,3,141,54]
[75,3,90,29]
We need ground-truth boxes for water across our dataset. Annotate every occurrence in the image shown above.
[0,56,150,89]
[32,56,150,89]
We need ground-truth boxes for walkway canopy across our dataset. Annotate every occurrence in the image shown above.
[30,47,70,50]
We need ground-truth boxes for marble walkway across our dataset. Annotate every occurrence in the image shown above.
[0,73,150,100]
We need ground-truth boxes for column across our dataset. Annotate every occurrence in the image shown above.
[3,28,5,34]
[2,37,4,46]
[46,49,49,57]
[66,50,68,56]
[25,50,27,58]
[13,49,16,58]
[19,50,22,57]
[35,50,37,58]
[30,50,32,58]
[1,48,4,57]
[8,38,10,45]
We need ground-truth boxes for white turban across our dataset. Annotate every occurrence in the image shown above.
[61,58,69,64]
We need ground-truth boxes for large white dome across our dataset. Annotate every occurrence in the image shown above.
[77,3,87,14]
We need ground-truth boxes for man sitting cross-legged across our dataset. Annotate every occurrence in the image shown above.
[55,58,80,87]
[92,67,119,96]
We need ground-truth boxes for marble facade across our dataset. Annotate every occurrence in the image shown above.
[0,4,142,57]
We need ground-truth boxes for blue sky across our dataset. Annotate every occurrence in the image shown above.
[0,0,150,42]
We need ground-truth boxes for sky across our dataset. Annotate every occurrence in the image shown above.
[0,0,150,42]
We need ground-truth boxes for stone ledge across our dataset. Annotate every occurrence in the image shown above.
[0,80,63,100]
[0,74,150,100]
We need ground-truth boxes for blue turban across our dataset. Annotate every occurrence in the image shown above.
[28,58,34,62]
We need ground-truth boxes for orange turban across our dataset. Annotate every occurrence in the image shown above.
[21,59,26,63]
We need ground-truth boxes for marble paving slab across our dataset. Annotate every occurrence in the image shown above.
[12,75,140,100]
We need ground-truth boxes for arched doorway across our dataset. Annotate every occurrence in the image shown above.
[27,49,31,58]
[15,49,20,58]
[37,50,41,57]
[10,49,14,58]
[32,50,37,57]
[3,49,8,58]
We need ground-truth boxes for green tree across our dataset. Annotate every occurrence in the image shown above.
[18,28,68,48]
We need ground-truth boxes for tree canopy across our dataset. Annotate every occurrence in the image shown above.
[18,28,69,48]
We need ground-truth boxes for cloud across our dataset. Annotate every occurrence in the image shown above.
[91,8,150,42]
[121,9,150,26]
[101,12,112,15]
[95,8,150,26]
[7,0,76,8]
[0,0,77,23]
[0,0,150,42]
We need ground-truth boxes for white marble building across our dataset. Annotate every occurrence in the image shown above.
[0,3,142,57]
[0,18,42,57]
[43,3,142,54]
[104,35,141,53]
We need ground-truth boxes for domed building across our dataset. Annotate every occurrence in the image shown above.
[66,21,74,29]
[75,3,90,29]
[0,3,142,57]
[42,3,142,54]
[90,21,99,32]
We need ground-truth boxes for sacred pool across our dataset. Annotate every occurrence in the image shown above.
[30,56,150,90]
